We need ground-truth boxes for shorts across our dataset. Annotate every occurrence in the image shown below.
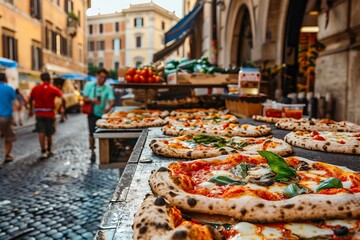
[88,114,101,137]
[36,116,56,136]
[0,117,16,142]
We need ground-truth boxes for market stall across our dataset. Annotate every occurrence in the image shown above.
[94,116,360,239]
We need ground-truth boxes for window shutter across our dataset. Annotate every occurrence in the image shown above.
[30,0,34,16]
[134,18,136,27]
[64,0,68,13]
[14,39,18,61]
[45,27,49,49]
[38,47,43,70]
[141,18,144,26]
[2,34,7,58]
[52,31,57,52]
[31,46,35,70]
[37,0,41,19]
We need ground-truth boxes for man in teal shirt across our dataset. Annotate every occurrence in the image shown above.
[83,69,115,161]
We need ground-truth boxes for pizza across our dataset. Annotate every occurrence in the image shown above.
[150,135,293,159]
[162,122,272,137]
[133,195,360,239]
[275,118,360,132]
[165,114,238,124]
[170,108,228,117]
[285,131,360,154]
[102,109,169,119]
[96,117,166,129]
[252,115,284,123]
[149,151,360,223]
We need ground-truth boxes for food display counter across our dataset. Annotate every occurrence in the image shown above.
[94,119,360,239]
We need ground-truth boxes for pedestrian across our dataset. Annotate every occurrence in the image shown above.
[83,69,115,161]
[14,88,26,126]
[28,72,66,159]
[0,73,16,165]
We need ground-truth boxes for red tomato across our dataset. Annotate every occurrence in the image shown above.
[133,74,140,83]
[148,69,154,77]
[125,75,133,83]
[127,68,136,76]
[310,131,319,137]
[136,69,141,75]
[223,123,230,129]
[154,76,161,83]
[338,140,346,144]
[148,76,154,83]
[139,75,146,83]
[313,135,325,141]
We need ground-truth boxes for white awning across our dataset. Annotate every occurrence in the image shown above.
[44,63,73,74]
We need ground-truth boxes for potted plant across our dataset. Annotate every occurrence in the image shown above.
[67,11,79,37]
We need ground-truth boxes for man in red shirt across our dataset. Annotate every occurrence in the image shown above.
[29,72,65,159]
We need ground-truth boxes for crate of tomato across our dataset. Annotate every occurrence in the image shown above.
[125,67,162,84]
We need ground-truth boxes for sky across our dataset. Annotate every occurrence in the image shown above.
[86,0,183,18]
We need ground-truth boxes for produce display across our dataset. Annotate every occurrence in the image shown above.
[149,135,293,159]
[125,66,162,83]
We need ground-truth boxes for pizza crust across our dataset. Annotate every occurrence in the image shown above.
[165,115,238,124]
[96,118,166,129]
[149,156,360,223]
[252,115,284,123]
[284,131,360,154]
[149,136,293,159]
[275,118,360,132]
[102,110,169,119]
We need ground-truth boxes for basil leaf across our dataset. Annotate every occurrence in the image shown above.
[283,183,309,198]
[194,135,226,145]
[315,177,343,192]
[232,163,248,178]
[208,175,247,186]
[125,120,131,124]
[227,141,249,150]
[215,142,227,148]
[258,151,296,179]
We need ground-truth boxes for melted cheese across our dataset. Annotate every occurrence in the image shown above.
[342,181,352,189]
[246,183,284,194]
[300,181,319,191]
[211,170,234,177]
[324,219,357,228]
[261,226,283,239]
[229,236,261,240]
[307,170,327,175]
[248,167,271,177]
[232,222,258,235]
[198,182,216,189]
[285,223,333,238]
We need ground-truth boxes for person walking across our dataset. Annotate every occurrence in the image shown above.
[29,72,66,159]
[0,73,16,165]
[14,88,26,126]
[83,69,115,161]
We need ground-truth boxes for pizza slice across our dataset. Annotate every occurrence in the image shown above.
[275,118,360,132]
[285,131,360,154]
[170,108,228,117]
[252,115,284,123]
[162,122,272,137]
[102,109,169,119]
[96,116,166,129]
[150,134,293,159]
[150,152,360,223]
[133,195,360,239]
[165,114,238,124]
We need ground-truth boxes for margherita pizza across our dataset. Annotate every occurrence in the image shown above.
[275,118,360,132]
[165,114,238,124]
[252,115,284,123]
[150,152,360,223]
[150,135,293,159]
[96,117,166,129]
[170,108,228,117]
[285,131,360,154]
[162,122,272,137]
[102,109,169,119]
[133,195,360,239]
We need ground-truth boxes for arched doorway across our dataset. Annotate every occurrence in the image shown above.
[230,5,253,67]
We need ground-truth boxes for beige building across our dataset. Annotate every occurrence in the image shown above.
[87,2,181,69]
[184,0,360,122]
[0,0,88,88]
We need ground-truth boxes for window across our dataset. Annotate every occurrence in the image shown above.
[30,0,41,20]
[119,39,122,49]
[57,0,60,6]
[45,26,51,49]
[78,10,81,26]
[98,40,105,51]
[115,22,119,32]
[88,41,94,51]
[99,62,104,68]
[60,35,67,56]
[114,62,119,70]
[78,45,82,63]
[136,36,141,48]
[2,29,18,61]
[99,24,103,33]
[161,21,165,30]
[134,18,143,27]
[89,25,93,34]
[31,41,42,71]
[4,0,13,4]
[64,0,73,13]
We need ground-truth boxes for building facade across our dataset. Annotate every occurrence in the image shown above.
[0,0,88,88]
[87,2,181,70]
[185,0,360,122]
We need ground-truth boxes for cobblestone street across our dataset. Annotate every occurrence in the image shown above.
[0,114,121,240]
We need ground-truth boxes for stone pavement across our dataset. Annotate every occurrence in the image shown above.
[0,114,121,240]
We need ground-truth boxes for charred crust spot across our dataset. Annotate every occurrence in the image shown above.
[209,205,213,210]
[283,204,294,209]
[158,208,165,213]
[153,143,159,148]
[297,206,304,210]
[347,212,352,217]
[353,148,356,154]
[241,208,247,216]
[181,213,192,221]
[158,167,170,172]
[169,191,178,197]
[141,218,145,222]
[326,200,331,205]
[218,148,225,151]
[186,151,192,157]
[139,226,148,234]
[322,145,328,151]
[338,206,344,211]
[256,204,264,208]
[154,196,166,206]
[150,140,156,144]
[231,204,236,210]
[231,150,238,153]
[187,198,197,207]
[172,230,187,239]
[136,223,141,228]
[169,186,175,190]
[221,151,228,155]
[155,222,171,230]
[325,142,330,146]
